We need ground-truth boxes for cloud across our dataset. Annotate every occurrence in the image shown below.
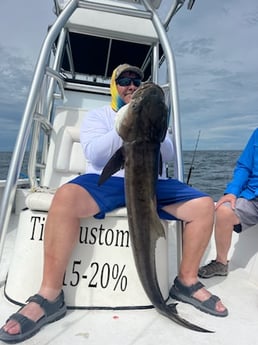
[0,0,55,151]
[166,0,258,149]
[0,46,33,103]
[0,45,34,150]
[0,0,258,151]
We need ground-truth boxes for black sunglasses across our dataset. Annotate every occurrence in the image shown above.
[116,77,141,87]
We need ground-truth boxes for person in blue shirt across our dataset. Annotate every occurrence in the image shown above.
[199,128,258,278]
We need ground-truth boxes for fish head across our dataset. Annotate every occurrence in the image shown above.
[116,82,168,144]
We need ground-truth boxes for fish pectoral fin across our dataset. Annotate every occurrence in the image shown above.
[98,147,124,185]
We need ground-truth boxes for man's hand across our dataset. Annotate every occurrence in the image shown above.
[215,193,237,210]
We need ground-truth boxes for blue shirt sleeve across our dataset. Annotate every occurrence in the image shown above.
[225,128,258,198]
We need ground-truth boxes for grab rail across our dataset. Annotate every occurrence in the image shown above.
[0,0,79,263]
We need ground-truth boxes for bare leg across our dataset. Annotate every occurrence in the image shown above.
[3,183,99,335]
[163,196,227,313]
[214,204,240,264]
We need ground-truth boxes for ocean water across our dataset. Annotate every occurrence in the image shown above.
[179,150,241,201]
[0,150,241,202]
[0,152,30,181]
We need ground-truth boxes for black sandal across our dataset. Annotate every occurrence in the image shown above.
[169,277,228,317]
[0,290,67,343]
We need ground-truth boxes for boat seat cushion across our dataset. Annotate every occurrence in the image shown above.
[26,189,55,212]
[53,126,86,174]
[25,189,127,217]
[25,106,128,216]
[42,107,88,188]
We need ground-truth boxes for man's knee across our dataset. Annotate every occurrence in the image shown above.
[52,183,81,206]
[216,203,239,224]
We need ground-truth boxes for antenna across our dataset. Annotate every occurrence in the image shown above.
[186,130,201,185]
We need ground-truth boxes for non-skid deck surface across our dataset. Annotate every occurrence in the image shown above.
[0,266,258,345]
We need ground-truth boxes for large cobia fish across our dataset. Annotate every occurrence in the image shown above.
[99,82,211,333]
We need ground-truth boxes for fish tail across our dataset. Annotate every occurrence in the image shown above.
[159,303,213,333]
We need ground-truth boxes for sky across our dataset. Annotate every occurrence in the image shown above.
[0,0,257,151]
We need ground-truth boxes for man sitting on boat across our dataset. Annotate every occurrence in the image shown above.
[0,64,227,343]
[199,128,258,278]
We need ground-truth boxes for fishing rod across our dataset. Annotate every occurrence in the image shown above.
[186,130,201,185]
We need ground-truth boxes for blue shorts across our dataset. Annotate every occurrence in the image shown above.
[69,174,208,220]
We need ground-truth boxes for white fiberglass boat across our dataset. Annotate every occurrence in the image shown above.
[1,1,258,344]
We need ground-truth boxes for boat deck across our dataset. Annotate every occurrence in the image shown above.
[1,216,258,345]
